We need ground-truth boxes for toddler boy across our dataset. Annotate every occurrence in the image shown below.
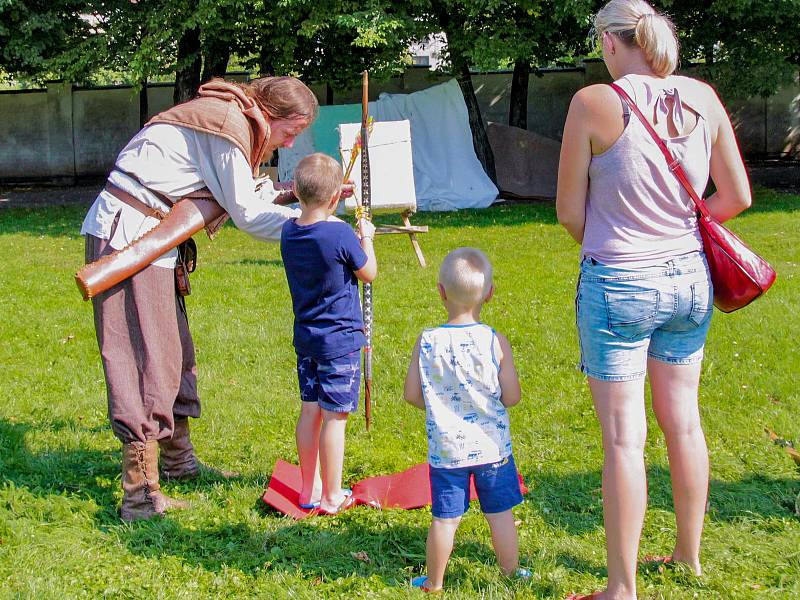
[403,247,529,591]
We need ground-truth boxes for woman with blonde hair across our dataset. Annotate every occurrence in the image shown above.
[557,1,751,598]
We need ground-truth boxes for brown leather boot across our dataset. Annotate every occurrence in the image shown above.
[120,440,188,521]
[159,418,238,481]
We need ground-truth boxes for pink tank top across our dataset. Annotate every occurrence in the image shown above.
[582,74,710,266]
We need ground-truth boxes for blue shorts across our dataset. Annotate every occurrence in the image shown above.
[297,350,360,413]
[429,455,523,519]
[576,252,713,382]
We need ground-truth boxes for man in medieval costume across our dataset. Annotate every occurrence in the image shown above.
[80,76,320,521]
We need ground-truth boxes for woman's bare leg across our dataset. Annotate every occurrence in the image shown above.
[589,376,648,600]
[649,358,706,576]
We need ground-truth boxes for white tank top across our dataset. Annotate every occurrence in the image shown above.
[418,323,512,469]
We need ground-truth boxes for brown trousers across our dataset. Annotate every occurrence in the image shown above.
[87,233,200,443]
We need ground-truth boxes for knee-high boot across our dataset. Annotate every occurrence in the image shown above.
[121,440,188,521]
[159,418,237,481]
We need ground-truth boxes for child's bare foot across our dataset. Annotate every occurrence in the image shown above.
[318,488,352,513]
[298,484,323,509]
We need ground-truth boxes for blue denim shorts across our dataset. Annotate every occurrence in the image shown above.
[576,252,713,382]
[297,350,361,413]
[429,455,523,518]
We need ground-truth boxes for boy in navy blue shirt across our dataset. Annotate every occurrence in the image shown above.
[281,152,377,514]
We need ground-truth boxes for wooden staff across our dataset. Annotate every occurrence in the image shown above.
[360,70,374,431]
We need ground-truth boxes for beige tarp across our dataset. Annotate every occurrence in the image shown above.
[487,122,561,200]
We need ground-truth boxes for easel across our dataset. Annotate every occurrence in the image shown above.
[375,214,428,267]
[339,118,428,267]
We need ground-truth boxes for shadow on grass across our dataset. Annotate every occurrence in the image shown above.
[0,417,267,525]
[0,418,119,522]
[113,508,429,584]
[524,464,799,536]
[112,505,563,594]
[3,415,796,584]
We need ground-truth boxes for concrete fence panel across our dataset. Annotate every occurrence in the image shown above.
[0,64,797,183]
[0,89,50,180]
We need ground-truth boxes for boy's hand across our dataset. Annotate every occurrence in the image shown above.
[354,218,378,283]
[358,218,376,241]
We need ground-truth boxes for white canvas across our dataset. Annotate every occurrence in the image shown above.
[338,120,417,214]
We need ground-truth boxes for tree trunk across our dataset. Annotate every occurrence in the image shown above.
[450,50,497,184]
[326,83,334,105]
[509,58,529,129]
[139,79,148,129]
[201,39,231,83]
[259,41,276,76]
[173,27,202,105]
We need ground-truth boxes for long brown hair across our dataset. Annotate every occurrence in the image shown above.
[241,76,319,122]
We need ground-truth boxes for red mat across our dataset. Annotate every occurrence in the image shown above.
[261,459,528,519]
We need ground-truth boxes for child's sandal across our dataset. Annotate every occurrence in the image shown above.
[513,567,532,580]
[411,576,442,593]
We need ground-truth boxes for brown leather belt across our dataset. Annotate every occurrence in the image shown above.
[105,182,168,220]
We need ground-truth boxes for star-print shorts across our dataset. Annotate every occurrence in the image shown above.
[296,350,361,413]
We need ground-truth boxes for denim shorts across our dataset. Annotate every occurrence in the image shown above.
[576,252,713,382]
[297,350,361,413]
[429,455,523,519]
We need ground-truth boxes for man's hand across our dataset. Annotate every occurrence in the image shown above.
[272,180,293,191]
[268,180,296,206]
[341,181,355,199]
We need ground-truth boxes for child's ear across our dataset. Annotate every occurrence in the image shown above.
[437,283,447,301]
[328,189,341,210]
[484,285,495,303]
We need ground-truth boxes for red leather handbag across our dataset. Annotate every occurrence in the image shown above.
[610,83,777,313]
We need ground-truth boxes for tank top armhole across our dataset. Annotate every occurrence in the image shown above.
[614,76,637,127]
[489,327,500,372]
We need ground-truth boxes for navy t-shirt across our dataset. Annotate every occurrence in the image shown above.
[280,218,368,360]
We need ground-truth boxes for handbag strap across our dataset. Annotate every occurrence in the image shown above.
[608,82,712,221]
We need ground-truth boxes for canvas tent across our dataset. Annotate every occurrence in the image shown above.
[279,79,498,211]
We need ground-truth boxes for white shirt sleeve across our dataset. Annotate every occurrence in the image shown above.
[195,133,300,242]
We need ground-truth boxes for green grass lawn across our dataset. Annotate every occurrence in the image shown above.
[0,189,798,599]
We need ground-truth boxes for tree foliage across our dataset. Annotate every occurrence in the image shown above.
[0,0,96,83]
[235,0,414,93]
[665,0,800,98]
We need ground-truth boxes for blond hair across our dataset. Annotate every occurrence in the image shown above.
[241,76,319,122]
[594,0,679,77]
[294,153,342,206]
[439,247,493,308]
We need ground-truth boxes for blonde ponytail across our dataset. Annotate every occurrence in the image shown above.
[634,12,679,77]
[594,0,679,77]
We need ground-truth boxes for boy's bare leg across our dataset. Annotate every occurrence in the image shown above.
[318,409,349,512]
[485,509,519,575]
[425,516,461,590]
[296,402,323,505]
